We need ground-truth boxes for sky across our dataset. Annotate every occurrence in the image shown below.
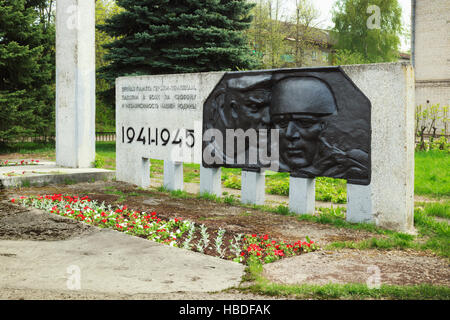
[282,0,412,51]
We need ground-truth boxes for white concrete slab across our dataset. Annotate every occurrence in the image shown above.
[0,163,114,188]
[0,228,244,294]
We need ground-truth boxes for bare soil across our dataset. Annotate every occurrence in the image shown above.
[0,199,94,241]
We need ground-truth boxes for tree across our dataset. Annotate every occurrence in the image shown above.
[331,0,403,63]
[96,0,123,130]
[246,0,324,69]
[246,0,289,69]
[288,0,321,67]
[332,49,367,65]
[0,0,55,145]
[98,0,258,104]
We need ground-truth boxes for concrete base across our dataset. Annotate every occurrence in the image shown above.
[289,177,315,215]
[200,166,221,197]
[241,170,265,205]
[0,163,115,188]
[163,161,183,191]
[346,184,373,224]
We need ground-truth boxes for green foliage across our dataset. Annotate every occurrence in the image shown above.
[274,205,290,216]
[415,104,449,152]
[414,205,450,258]
[98,0,258,104]
[243,277,450,300]
[418,201,450,220]
[225,172,346,204]
[198,192,219,202]
[332,48,367,65]
[331,0,402,63]
[223,194,238,205]
[246,0,322,69]
[93,154,105,168]
[317,206,346,219]
[0,0,55,145]
[169,189,191,199]
[223,173,242,189]
[95,0,122,130]
[315,177,347,203]
[246,0,289,68]
[266,177,289,196]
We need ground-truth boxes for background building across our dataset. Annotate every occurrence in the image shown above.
[413,0,450,112]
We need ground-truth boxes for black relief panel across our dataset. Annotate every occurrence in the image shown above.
[202,67,371,186]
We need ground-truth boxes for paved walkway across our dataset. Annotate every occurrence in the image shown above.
[0,206,244,296]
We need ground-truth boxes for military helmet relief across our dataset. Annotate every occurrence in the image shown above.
[202,67,371,186]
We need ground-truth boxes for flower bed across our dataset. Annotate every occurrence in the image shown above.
[0,159,40,167]
[11,194,318,265]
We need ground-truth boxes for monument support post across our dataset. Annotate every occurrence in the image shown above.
[241,170,265,205]
[164,161,184,191]
[56,0,96,168]
[289,177,315,215]
[200,166,222,197]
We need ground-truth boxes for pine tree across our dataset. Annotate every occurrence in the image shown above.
[98,0,258,103]
[0,0,55,145]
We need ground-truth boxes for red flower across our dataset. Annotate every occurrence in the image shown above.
[11,199,15,203]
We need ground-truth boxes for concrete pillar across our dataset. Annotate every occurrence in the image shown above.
[342,63,415,233]
[56,0,96,168]
[289,177,315,215]
[241,170,265,205]
[164,161,183,191]
[200,166,222,197]
[346,184,372,223]
[116,152,150,188]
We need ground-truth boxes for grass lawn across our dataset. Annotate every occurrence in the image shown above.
[415,150,450,198]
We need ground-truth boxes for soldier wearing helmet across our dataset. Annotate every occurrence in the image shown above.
[271,76,337,171]
[270,76,368,180]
